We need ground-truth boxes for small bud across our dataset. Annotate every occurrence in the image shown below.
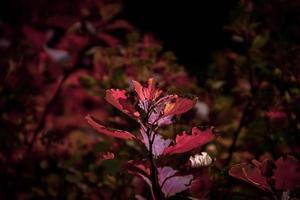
[189,152,213,168]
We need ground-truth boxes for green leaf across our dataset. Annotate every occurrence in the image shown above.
[102,159,121,174]
[251,33,269,50]
[93,141,110,153]
[79,75,96,89]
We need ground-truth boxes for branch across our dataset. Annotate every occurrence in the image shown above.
[143,102,164,200]
[224,100,252,166]
[27,71,71,153]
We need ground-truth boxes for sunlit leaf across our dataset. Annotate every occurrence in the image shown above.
[132,78,162,102]
[164,127,214,155]
[163,95,197,117]
[140,126,171,157]
[105,89,140,119]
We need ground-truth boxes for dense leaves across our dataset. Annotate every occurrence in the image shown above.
[0,0,299,199]
[85,78,213,198]
[230,156,300,197]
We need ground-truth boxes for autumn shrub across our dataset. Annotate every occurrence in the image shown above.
[0,0,299,199]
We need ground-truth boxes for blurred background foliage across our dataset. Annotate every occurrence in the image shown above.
[0,0,299,199]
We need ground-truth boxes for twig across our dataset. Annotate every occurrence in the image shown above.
[225,53,257,166]
[27,72,70,153]
[224,100,251,166]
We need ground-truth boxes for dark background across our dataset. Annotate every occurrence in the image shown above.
[0,0,236,77]
[122,0,235,76]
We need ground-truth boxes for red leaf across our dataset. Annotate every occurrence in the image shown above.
[132,78,162,102]
[22,26,47,49]
[126,161,153,196]
[163,127,214,155]
[163,95,197,117]
[105,89,140,119]
[85,115,135,140]
[97,33,119,47]
[140,126,171,157]
[265,111,287,120]
[127,161,150,177]
[102,152,115,160]
[190,175,213,198]
[273,155,300,190]
[158,166,193,197]
[56,33,88,50]
[45,16,77,29]
[104,19,133,31]
[229,163,272,193]
[251,159,275,177]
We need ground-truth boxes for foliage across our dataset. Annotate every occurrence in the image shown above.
[0,0,299,199]
[86,78,214,199]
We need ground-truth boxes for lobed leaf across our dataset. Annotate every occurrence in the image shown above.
[229,163,272,193]
[105,89,140,119]
[164,127,214,155]
[132,78,162,103]
[163,95,197,117]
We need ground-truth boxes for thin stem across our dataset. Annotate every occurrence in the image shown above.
[146,126,164,200]
[266,120,277,158]
[27,72,70,153]
[225,54,256,166]
[141,99,165,199]
[224,100,251,166]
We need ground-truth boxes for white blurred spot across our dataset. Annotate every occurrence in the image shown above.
[189,152,213,168]
[195,101,209,119]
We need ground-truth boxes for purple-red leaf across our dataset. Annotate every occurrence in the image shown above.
[97,33,119,47]
[265,111,287,120]
[140,126,171,157]
[126,162,154,199]
[190,175,213,199]
[105,89,140,119]
[163,95,197,116]
[273,155,300,190]
[158,166,193,197]
[148,95,174,126]
[163,127,214,155]
[229,163,272,193]
[132,78,162,102]
[85,115,135,140]
[104,19,133,31]
[22,26,47,49]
